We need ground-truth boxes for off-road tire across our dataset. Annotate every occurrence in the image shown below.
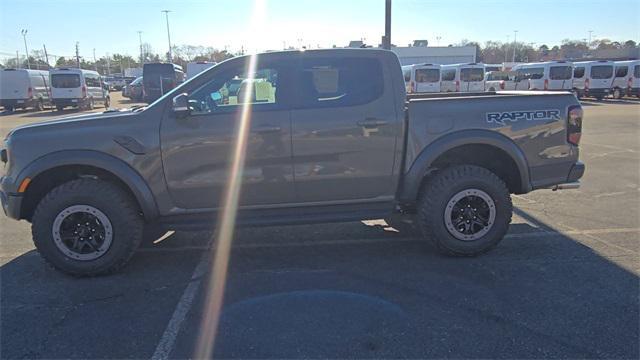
[4,105,14,112]
[32,179,143,276]
[417,165,512,256]
[56,105,64,112]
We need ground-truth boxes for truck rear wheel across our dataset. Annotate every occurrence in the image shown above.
[31,179,143,276]
[417,165,512,256]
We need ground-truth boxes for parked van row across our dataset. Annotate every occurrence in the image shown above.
[0,68,111,112]
[402,60,640,100]
[403,63,487,94]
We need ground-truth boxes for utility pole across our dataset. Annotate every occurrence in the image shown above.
[75,42,81,68]
[512,30,518,63]
[161,10,173,62]
[588,30,593,48]
[16,50,20,69]
[93,48,98,72]
[106,53,111,75]
[383,0,392,50]
[43,44,49,68]
[137,31,144,65]
[21,29,30,69]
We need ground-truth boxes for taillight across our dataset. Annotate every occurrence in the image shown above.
[585,78,590,90]
[455,80,460,92]
[81,85,87,98]
[499,80,505,90]
[27,87,33,98]
[544,79,549,90]
[567,105,583,146]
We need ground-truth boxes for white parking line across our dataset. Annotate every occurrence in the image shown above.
[151,244,211,360]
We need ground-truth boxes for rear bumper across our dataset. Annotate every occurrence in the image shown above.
[627,87,640,96]
[1,99,36,108]
[52,98,88,107]
[547,161,585,191]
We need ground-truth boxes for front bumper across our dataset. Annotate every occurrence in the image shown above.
[0,185,22,220]
[585,88,610,98]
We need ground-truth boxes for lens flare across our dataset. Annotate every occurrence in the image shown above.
[194,1,266,358]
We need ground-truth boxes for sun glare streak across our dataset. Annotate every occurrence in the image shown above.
[194,1,266,358]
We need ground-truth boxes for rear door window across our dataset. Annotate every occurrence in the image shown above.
[460,68,484,81]
[615,66,629,78]
[51,74,81,88]
[634,65,640,78]
[591,65,614,79]
[574,67,585,78]
[550,66,572,80]
[441,69,456,81]
[295,57,384,109]
[85,75,101,87]
[415,69,440,83]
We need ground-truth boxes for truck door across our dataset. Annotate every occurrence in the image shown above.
[290,55,399,203]
[160,57,296,209]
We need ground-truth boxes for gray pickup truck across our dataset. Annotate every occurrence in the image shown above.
[0,49,584,276]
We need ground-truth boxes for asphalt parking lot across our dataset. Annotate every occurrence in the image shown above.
[1,96,639,359]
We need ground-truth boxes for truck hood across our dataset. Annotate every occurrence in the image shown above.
[6,108,140,139]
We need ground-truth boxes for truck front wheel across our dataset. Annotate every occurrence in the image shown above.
[417,165,512,256]
[31,179,143,276]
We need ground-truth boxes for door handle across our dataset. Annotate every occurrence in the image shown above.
[357,118,388,128]
[252,126,281,134]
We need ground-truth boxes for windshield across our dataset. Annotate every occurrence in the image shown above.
[487,72,511,81]
[415,69,440,83]
[460,68,484,81]
[591,65,613,79]
[549,66,572,80]
[51,74,81,88]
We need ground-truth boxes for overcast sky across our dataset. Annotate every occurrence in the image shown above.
[1,0,638,61]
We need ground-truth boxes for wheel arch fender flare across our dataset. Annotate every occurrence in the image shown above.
[17,150,158,220]
[399,129,531,202]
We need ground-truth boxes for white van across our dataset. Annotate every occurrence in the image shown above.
[511,61,574,91]
[484,71,529,91]
[572,60,615,100]
[50,68,110,111]
[402,64,441,93]
[0,69,50,112]
[612,60,640,98]
[186,61,216,80]
[440,63,486,92]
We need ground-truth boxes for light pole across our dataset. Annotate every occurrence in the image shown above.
[588,30,594,48]
[512,30,518,63]
[93,48,97,72]
[21,29,30,69]
[161,10,173,62]
[137,31,144,65]
[383,0,391,50]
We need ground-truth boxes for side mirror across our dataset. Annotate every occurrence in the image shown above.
[172,93,190,118]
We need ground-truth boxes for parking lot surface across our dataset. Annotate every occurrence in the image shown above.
[1,97,639,359]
